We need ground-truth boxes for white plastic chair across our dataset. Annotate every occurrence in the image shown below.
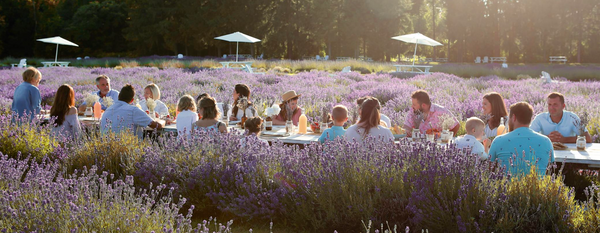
[11,59,27,68]
[502,63,508,68]
[257,54,264,60]
[324,55,329,61]
[222,54,227,59]
[483,56,489,63]
[341,66,351,73]
[76,57,82,60]
[316,55,321,61]
[242,64,265,75]
[541,71,552,84]
[177,54,184,59]
[84,56,90,59]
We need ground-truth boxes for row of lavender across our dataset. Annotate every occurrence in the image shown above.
[1,67,599,138]
[1,115,599,232]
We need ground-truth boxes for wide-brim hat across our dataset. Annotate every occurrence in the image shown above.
[282,90,301,102]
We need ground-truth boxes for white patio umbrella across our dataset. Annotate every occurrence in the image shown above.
[37,36,79,62]
[215,32,261,62]
[391,33,442,66]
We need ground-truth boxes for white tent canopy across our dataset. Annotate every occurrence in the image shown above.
[215,32,261,62]
[37,36,79,62]
[392,33,442,65]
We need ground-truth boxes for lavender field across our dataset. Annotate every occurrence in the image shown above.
[2,67,600,232]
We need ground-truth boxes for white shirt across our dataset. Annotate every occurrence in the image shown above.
[455,135,488,159]
[140,99,169,116]
[227,106,256,120]
[530,111,587,137]
[345,124,394,143]
[176,110,198,137]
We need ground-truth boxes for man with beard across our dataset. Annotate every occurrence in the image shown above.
[403,90,459,137]
[530,92,592,143]
[489,102,554,176]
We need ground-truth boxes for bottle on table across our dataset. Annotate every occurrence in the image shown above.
[496,118,506,136]
[298,113,307,134]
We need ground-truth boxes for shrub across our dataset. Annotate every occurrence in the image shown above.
[0,115,60,162]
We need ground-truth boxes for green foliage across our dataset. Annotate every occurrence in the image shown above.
[0,120,59,162]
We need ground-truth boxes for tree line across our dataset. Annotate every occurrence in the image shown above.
[1,0,599,63]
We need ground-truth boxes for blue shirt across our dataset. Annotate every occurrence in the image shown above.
[318,126,346,143]
[11,82,41,120]
[100,100,152,137]
[489,127,554,176]
[82,89,120,110]
[530,111,587,137]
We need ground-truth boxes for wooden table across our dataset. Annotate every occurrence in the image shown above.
[393,65,433,74]
[554,143,600,168]
[41,61,70,67]
[41,114,100,126]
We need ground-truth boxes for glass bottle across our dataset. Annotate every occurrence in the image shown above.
[285,120,293,135]
[241,111,247,129]
[265,116,273,131]
[298,113,307,134]
[496,118,506,136]
[576,136,586,150]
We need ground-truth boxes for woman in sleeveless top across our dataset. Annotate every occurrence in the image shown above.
[482,92,508,138]
[195,95,227,133]
[228,84,256,121]
[50,84,82,139]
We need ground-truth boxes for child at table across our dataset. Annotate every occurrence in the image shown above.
[455,117,489,159]
[319,105,348,143]
[176,95,198,138]
[241,116,268,146]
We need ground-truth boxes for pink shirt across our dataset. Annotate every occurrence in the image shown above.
[275,108,302,125]
[403,103,459,134]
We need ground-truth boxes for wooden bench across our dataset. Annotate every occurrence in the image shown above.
[436,58,448,63]
[490,57,506,63]
[550,56,567,64]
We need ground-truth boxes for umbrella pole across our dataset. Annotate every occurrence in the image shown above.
[412,41,418,66]
[236,42,239,62]
[55,44,59,62]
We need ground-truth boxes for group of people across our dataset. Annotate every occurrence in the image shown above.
[10,67,593,176]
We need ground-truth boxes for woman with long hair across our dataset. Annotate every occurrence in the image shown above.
[272,90,302,125]
[345,97,393,142]
[194,96,228,133]
[50,84,81,138]
[229,84,256,121]
[482,92,508,137]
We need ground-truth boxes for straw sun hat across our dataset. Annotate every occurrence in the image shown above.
[282,90,301,102]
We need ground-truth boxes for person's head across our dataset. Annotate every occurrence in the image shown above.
[483,92,508,128]
[279,90,301,120]
[144,83,161,100]
[508,102,534,131]
[196,93,210,108]
[95,75,111,94]
[358,97,381,136]
[411,90,431,112]
[118,84,135,103]
[233,84,251,101]
[331,105,348,125]
[547,92,565,117]
[50,84,75,125]
[198,96,220,120]
[23,67,42,86]
[177,95,196,112]
[356,96,370,113]
[465,117,485,140]
[245,116,263,134]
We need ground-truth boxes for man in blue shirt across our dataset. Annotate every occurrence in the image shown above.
[11,67,42,121]
[530,92,592,143]
[100,84,163,137]
[79,75,120,111]
[489,102,554,176]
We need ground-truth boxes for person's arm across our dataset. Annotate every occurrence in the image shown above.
[148,121,163,130]
[403,112,415,137]
[228,107,237,121]
[553,131,592,143]
[32,87,42,115]
[450,123,460,136]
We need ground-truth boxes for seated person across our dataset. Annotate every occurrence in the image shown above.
[79,75,119,111]
[345,97,394,143]
[228,84,257,121]
[455,117,489,160]
[530,92,592,143]
[194,96,228,133]
[356,96,391,127]
[489,102,554,176]
[11,67,42,121]
[241,116,269,146]
[272,90,302,126]
[139,83,169,117]
[319,105,348,143]
[50,84,82,139]
[176,95,198,138]
[403,90,460,137]
[100,84,163,137]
